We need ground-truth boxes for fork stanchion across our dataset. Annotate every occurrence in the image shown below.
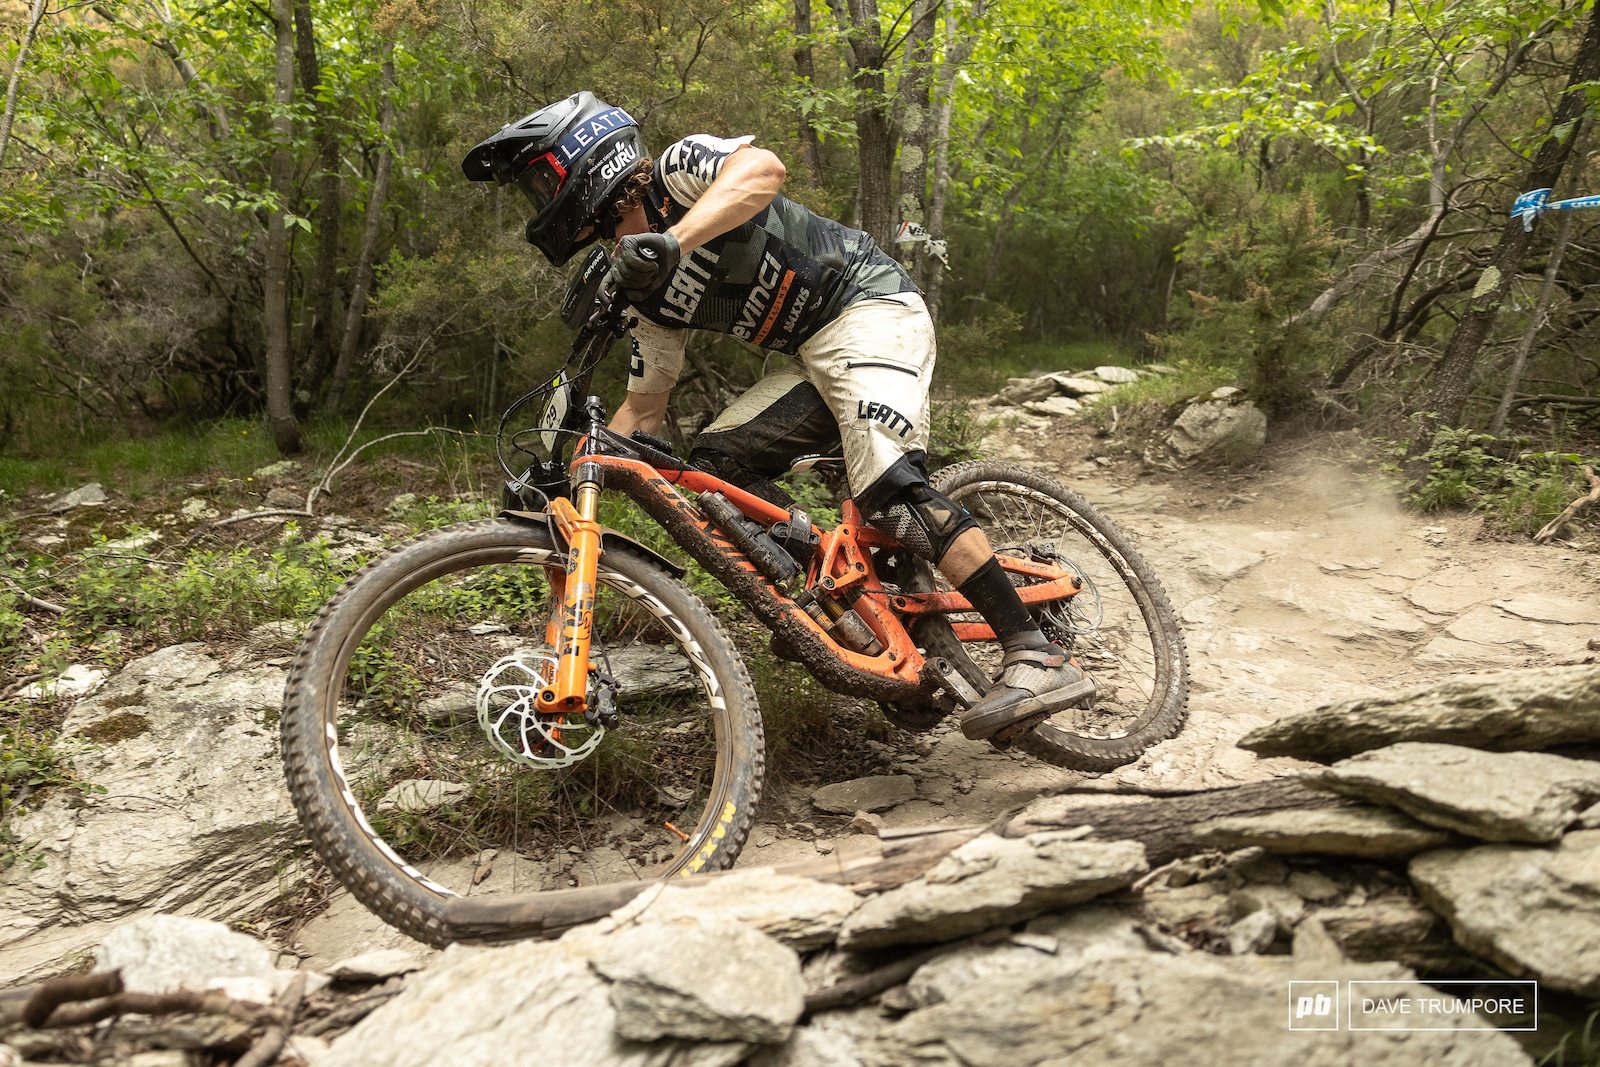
[540,463,604,714]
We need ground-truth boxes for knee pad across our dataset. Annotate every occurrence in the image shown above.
[866,483,977,564]
[688,447,796,508]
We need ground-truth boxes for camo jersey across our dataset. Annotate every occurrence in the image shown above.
[627,135,918,394]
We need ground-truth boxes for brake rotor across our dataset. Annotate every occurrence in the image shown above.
[476,649,604,769]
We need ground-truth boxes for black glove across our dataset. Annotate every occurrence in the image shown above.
[608,232,682,303]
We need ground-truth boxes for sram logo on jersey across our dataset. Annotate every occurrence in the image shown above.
[733,252,795,345]
[656,247,721,323]
[857,400,913,438]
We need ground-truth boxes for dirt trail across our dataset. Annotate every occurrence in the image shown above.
[734,415,1600,872]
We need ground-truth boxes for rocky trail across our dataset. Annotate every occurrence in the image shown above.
[3,405,1600,1064]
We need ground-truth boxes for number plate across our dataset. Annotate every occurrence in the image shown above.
[539,373,569,452]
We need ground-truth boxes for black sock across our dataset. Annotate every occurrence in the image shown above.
[955,557,1050,653]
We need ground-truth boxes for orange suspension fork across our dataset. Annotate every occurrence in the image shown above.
[538,464,603,715]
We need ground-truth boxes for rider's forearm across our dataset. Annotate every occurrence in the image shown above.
[668,148,785,253]
[610,390,670,437]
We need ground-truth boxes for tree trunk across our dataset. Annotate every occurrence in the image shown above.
[894,0,938,269]
[1415,8,1600,431]
[793,0,825,184]
[829,0,894,249]
[324,42,397,415]
[1488,119,1587,437]
[262,0,304,454]
[0,0,49,172]
[921,0,986,318]
[294,0,343,397]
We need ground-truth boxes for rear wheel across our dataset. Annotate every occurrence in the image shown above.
[280,518,764,945]
[928,462,1187,771]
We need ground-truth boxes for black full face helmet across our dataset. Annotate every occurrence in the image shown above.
[462,91,643,266]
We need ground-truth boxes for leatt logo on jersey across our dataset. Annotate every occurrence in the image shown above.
[656,247,721,324]
[733,253,786,340]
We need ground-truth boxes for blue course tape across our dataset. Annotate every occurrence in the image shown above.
[1514,187,1600,231]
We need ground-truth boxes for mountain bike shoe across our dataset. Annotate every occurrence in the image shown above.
[959,647,1096,741]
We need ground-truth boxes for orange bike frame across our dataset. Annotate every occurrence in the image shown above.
[531,449,1084,712]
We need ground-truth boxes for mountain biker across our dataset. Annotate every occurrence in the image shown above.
[464,91,1094,743]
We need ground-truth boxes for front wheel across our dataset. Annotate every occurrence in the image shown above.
[930,461,1188,772]
[280,518,764,945]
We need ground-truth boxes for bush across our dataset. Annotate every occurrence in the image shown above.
[1397,426,1597,537]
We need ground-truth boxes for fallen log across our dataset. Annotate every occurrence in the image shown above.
[1536,464,1600,542]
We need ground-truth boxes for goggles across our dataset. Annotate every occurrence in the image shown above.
[510,152,567,214]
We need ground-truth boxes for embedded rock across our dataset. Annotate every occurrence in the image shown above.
[377,779,470,814]
[1227,909,1277,954]
[1411,831,1600,995]
[1192,805,1459,858]
[1298,742,1600,842]
[328,948,425,982]
[0,646,298,985]
[1239,665,1600,760]
[1139,880,1231,932]
[997,377,1058,405]
[50,482,107,512]
[862,953,1532,1066]
[1093,365,1140,384]
[905,907,1149,1009]
[1045,375,1112,397]
[1316,899,1453,966]
[812,776,916,815]
[323,938,750,1067]
[607,644,699,700]
[593,919,804,1044]
[96,915,277,995]
[1160,399,1267,466]
[253,460,301,479]
[594,870,862,950]
[837,832,1146,950]
[1022,395,1083,418]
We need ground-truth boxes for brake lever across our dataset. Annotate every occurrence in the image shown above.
[586,280,633,334]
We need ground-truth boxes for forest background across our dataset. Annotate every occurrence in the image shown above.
[2,0,1599,518]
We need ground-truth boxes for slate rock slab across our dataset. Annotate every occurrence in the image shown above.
[1192,805,1458,858]
[1411,830,1600,996]
[837,831,1146,950]
[812,775,916,815]
[593,919,804,1044]
[1,647,299,985]
[862,953,1532,1066]
[1238,665,1600,761]
[1298,742,1600,843]
[323,938,750,1067]
[594,870,862,949]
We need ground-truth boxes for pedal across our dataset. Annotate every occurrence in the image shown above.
[929,657,982,709]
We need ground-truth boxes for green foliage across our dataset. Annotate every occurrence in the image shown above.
[1152,186,1340,412]
[927,400,994,471]
[1396,426,1595,536]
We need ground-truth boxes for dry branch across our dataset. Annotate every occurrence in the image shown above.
[1536,464,1600,543]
